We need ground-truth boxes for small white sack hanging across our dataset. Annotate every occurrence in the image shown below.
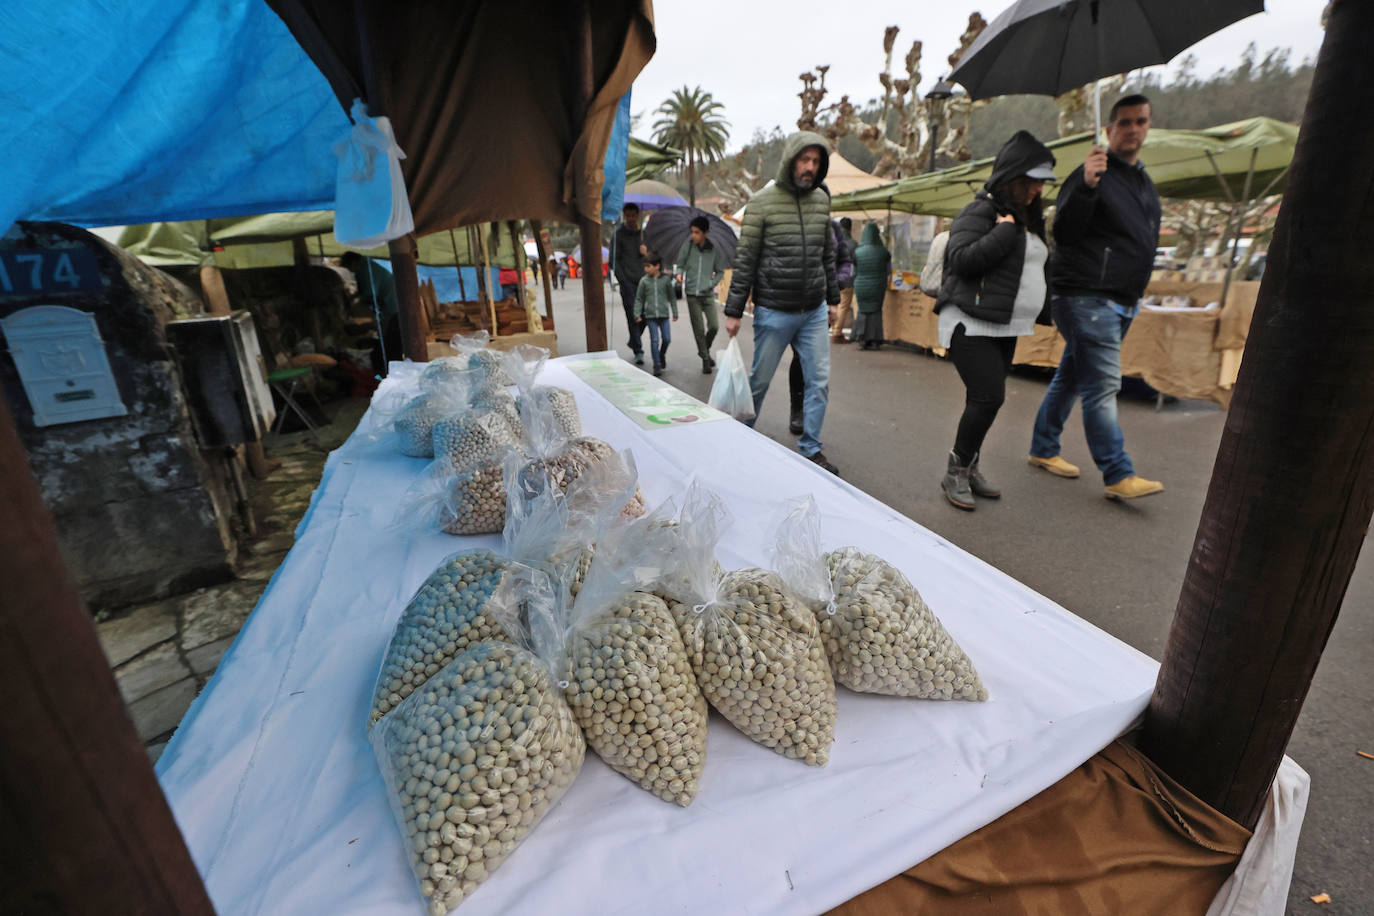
[332,98,415,249]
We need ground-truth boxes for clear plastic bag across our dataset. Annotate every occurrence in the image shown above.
[450,331,515,388]
[506,343,581,441]
[332,98,415,250]
[511,508,708,806]
[509,395,645,521]
[707,336,755,421]
[658,483,836,766]
[393,389,469,458]
[825,547,989,700]
[431,410,520,471]
[370,640,584,915]
[470,388,523,439]
[368,549,516,726]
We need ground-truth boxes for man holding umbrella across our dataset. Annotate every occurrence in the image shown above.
[1028,94,1164,500]
[674,215,727,374]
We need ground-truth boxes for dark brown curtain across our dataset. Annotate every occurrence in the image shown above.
[265,0,655,233]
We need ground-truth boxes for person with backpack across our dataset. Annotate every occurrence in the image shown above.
[935,129,1057,511]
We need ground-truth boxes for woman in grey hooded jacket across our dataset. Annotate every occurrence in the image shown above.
[935,129,1056,511]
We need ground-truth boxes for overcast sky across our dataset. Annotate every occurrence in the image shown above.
[633,0,1327,150]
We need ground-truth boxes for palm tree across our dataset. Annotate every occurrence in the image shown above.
[651,86,730,207]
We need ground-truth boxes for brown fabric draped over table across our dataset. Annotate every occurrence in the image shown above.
[266,0,654,232]
[828,740,1249,916]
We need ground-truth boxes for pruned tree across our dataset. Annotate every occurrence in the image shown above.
[797,16,988,178]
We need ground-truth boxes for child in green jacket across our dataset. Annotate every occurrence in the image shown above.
[633,253,678,376]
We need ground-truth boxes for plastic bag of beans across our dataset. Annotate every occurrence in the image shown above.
[370,639,584,915]
[656,483,837,766]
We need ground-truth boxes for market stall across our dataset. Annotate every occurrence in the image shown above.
[879,280,1261,406]
[158,352,1190,914]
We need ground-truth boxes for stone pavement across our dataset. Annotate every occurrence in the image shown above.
[96,399,368,762]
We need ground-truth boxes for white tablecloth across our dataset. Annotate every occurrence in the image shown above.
[159,353,1169,915]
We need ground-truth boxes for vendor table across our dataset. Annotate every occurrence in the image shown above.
[882,283,1261,407]
[157,354,1193,914]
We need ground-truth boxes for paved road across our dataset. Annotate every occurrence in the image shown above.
[546,280,1372,913]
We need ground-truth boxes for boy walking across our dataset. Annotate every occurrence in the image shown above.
[674,216,727,374]
[633,253,678,376]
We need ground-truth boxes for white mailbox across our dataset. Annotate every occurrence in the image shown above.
[1,304,128,427]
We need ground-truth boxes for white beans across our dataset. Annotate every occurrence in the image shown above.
[669,569,836,766]
[439,461,510,536]
[371,643,584,915]
[518,386,581,440]
[823,548,988,700]
[431,412,519,472]
[564,593,707,805]
[370,550,513,725]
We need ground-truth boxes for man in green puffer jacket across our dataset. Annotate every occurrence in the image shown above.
[724,130,842,475]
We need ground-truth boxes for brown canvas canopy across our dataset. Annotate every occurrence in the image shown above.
[266,0,654,234]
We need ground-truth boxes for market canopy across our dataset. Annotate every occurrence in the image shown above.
[1,1,654,234]
[94,216,528,270]
[830,117,1298,217]
[625,136,683,184]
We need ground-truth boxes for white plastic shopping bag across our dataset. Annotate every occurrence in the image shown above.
[707,337,755,421]
[332,98,415,249]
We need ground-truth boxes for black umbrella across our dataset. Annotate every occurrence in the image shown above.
[949,0,1264,133]
[642,206,738,270]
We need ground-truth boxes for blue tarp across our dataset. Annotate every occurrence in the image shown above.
[375,261,503,304]
[1,1,636,236]
[601,92,632,221]
[0,1,344,232]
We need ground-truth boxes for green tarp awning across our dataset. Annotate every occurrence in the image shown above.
[830,117,1297,217]
[625,136,682,185]
[96,215,527,270]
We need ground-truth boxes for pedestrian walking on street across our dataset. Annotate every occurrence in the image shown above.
[725,131,842,475]
[612,202,648,365]
[786,210,854,435]
[851,221,891,350]
[935,130,1057,511]
[554,255,567,289]
[634,253,678,376]
[1028,94,1164,500]
[830,217,860,342]
[674,215,727,374]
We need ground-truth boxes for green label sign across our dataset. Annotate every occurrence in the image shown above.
[566,358,729,430]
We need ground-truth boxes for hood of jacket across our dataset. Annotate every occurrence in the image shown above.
[985,129,1056,192]
[776,130,831,194]
[858,222,883,247]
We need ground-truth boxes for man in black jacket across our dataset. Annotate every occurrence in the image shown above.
[1028,94,1164,500]
[611,202,648,365]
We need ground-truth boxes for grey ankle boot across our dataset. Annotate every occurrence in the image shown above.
[968,451,1001,499]
[941,450,976,510]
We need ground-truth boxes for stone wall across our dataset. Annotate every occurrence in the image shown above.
[0,222,237,611]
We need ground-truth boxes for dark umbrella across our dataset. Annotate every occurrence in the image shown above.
[949,0,1264,133]
[642,206,738,269]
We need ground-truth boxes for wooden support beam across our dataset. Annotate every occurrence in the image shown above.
[1141,0,1374,830]
[531,219,556,322]
[0,397,216,915]
[574,0,608,351]
[387,233,430,362]
[199,264,232,317]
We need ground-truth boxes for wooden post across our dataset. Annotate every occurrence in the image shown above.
[507,220,527,311]
[478,223,499,336]
[1141,0,1374,830]
[199,264,232,317]
[449,229,469,303]
[531,219,556,322]
[573,0,608,351]
[468,226,492,333]
[387,233,430,362]
[0,397,216,915]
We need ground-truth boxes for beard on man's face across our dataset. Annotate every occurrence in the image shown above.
[794,171,816,190]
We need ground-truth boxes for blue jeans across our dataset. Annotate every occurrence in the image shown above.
[643,316,671,367]
[744,304,830,456]
[1031,296,1135,484]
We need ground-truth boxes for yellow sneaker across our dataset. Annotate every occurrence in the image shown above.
[1104,476,1165,500]
[1027,454,1080,478]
